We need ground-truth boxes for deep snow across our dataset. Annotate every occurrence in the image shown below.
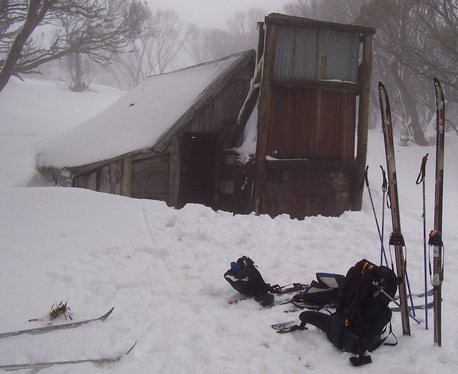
[1,77,458,373]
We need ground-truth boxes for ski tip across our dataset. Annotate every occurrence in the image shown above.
[433,77,441,86]
[378,81,386,91]
[101,307,115,320]
[126,341,137,355]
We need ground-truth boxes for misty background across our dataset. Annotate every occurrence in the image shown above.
[1,0,457,146]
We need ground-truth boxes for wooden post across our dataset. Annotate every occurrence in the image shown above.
[353,33,373,211]
[256,22,265,63]
[253,24,277,215]
[168,137,182,207]
[121,156,132,197]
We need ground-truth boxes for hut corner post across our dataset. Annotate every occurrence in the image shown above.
[353,33,373,211]
[253,23,276,215]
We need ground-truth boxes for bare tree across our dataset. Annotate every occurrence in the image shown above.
[226,8,264,52]
[186,8,264,64]
[0,0,149,92]
[283,0,365,23]
[109,8,191,89]
[357,0,442,145]
[185,27,232,63]
[395,0,458,98]
[64,52,93,91]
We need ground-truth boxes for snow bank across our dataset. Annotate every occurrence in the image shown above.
[1,78,458,373]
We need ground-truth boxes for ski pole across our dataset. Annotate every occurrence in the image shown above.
[361,166,388,266]
[404,264,416,317]
[373,284,420,325]
[416,153,429,329]
[380,166,393,268]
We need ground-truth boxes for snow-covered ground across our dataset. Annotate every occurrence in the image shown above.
[1,77,458,373]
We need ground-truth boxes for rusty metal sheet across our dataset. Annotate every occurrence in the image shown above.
[266,86,356,160]
[273,26,360,82]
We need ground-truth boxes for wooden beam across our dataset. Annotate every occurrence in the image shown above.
[120,156,132,197]
[265,13,375,35]
[266,159,358,171]
[253,24,277,215]
[272,78,360,93]
[168,137,181,207]
[353,33,373,211]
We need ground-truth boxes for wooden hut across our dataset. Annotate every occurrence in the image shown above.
[221,14,375,218]
[39,50,255,208]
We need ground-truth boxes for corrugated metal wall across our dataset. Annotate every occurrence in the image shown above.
[274,26,360,82]
[254,15,374,217]
[267,86,356,160]
[268,25,359,162]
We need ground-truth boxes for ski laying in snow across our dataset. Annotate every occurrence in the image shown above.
[0,341,136,371]
[271,321,299,331]
[0,307,114,339]
[391,301,434,313]
[272,320,309,333]
[395,288,433,300]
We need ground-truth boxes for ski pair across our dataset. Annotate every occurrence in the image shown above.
[0,307,135,370]
[379,78,445,345]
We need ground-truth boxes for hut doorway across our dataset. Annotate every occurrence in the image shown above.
[181,133,218,206]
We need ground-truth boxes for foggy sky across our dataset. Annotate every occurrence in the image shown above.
[150,0,291,28]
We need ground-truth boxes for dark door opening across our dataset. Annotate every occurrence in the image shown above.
[181,133,218,206]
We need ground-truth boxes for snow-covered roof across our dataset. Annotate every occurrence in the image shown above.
[37,50,254,169]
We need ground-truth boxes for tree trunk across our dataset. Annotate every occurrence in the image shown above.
[390,65,428,146]
[0,1,51,92]
[70,53,87,92]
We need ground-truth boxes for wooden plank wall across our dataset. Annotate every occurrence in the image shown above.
[72,65,252,209]
[262,161,356,218]
[186,78,251,142]
[74,158,130,197]
[131,155,169,200]
[267,85,356,160]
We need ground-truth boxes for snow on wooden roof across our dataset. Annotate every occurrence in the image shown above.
[37,50,254,169]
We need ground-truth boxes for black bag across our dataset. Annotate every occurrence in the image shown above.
[333,259,398,353]
[224,256,280,307]
[292,273,346,309]
[285,260,398,365]
[224,256,271,297]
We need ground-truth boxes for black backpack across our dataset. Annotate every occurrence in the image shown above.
[328,259,398,354]
[296,259,398,366]
[224,256,275,306]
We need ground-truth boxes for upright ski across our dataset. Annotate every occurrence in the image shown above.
[378,82,411,336]
[430,77,445,346]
